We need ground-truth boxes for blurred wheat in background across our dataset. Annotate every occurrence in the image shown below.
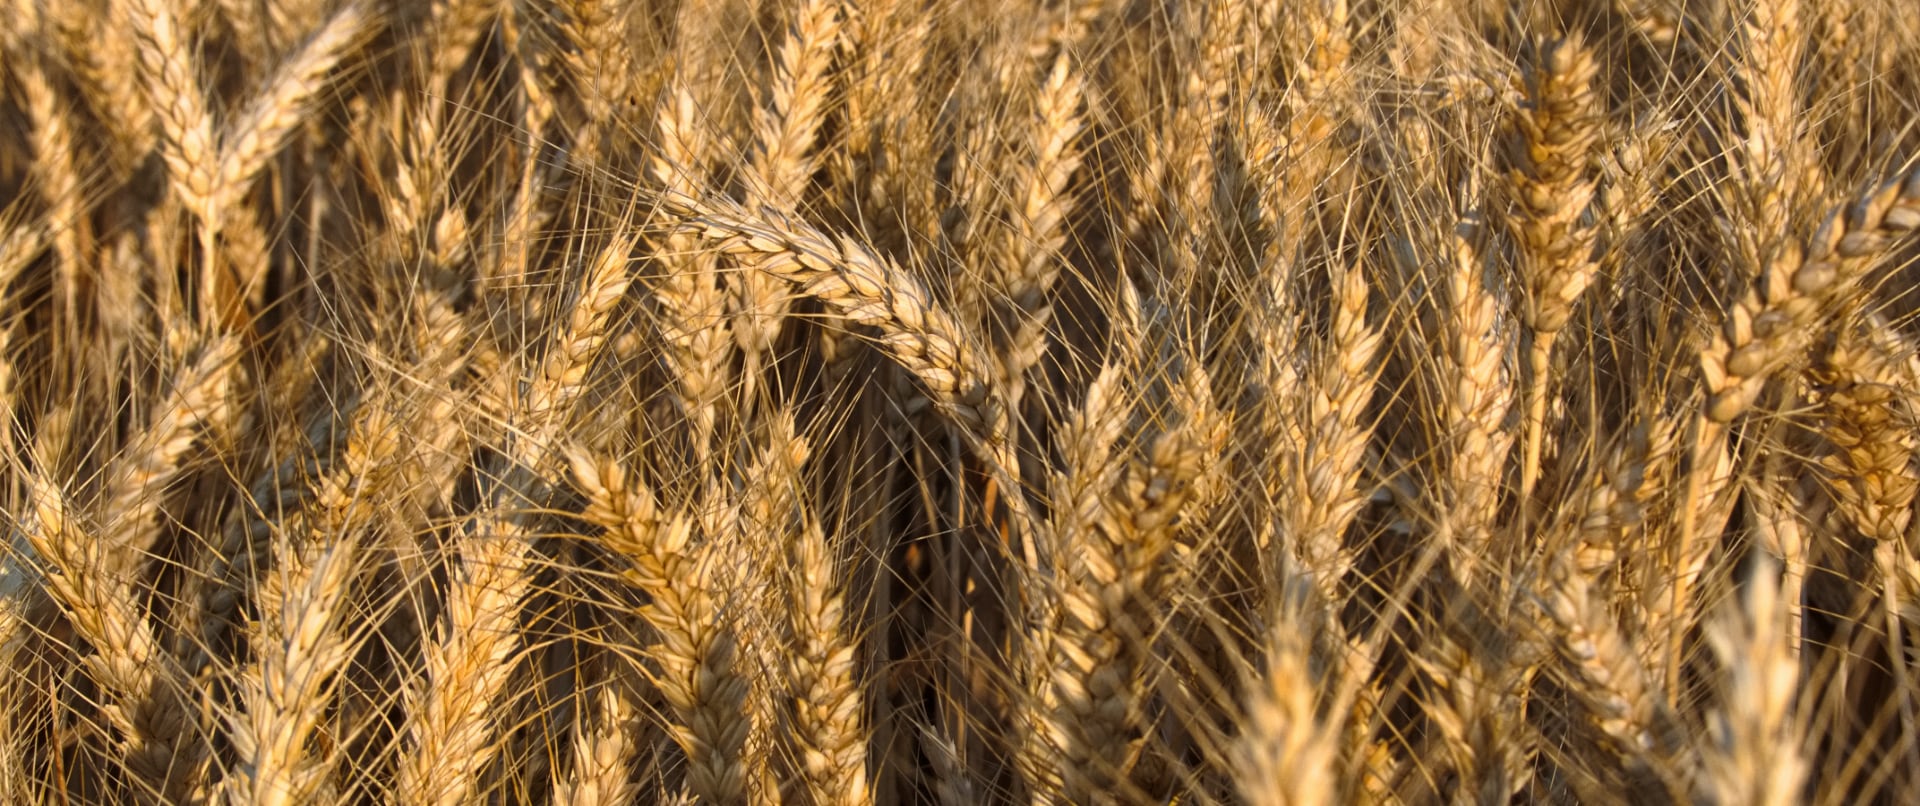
[1,0,1919,802]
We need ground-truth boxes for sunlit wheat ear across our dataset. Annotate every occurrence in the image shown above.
[1507,34,1601,507]
[567,451,754,805]
[18,55,86,333]
[739,417,869,806]
[1431,229,1516,587]
[1700,0,1820,425]
[1026,358,1220,804]
[99,334,241,570]
[649,84,734,461]
[661,191,1032,550]
[1811,324,1920,547]
[557,0,637,155]
[982,51,1084,410]
[399,230,635,805]
[125,0,216,226]
[46,1,155,170]
[1701,558,1807,806]
[215,3,373,217]
[1699,169,1920,425]
[553,633,649,806]
[19,467,204,802]
[1233,581,1341,806]
[1283,259,1380,608]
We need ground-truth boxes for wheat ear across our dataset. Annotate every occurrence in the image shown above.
[1508,35,1600,508]
[213,1,373,310]
[568,452,754,805]
[1285,260,1381,608]
[663,192,1030,550]
[1699,557,1806,806]
[98,334,241,574]
[988,51,1084,409]
[649,85,734,460]
[224,391,414,806]
[730,0,842,360]
[1433,230,1515,586]
[19,469,201,803]
[558,0,636,154]
[1032,365,1219,803]
[398,235,633,805]
[750,421,869,805]
[19,54,87,333]
[1233,582,1342,806]
[125,0,217,226]
[1811,324,1919,547]
[47,0,155,170]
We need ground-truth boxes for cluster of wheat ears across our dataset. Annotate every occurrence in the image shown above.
[2,0,1920,802]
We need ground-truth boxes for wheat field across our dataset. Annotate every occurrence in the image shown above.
[1,0,1918,803]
